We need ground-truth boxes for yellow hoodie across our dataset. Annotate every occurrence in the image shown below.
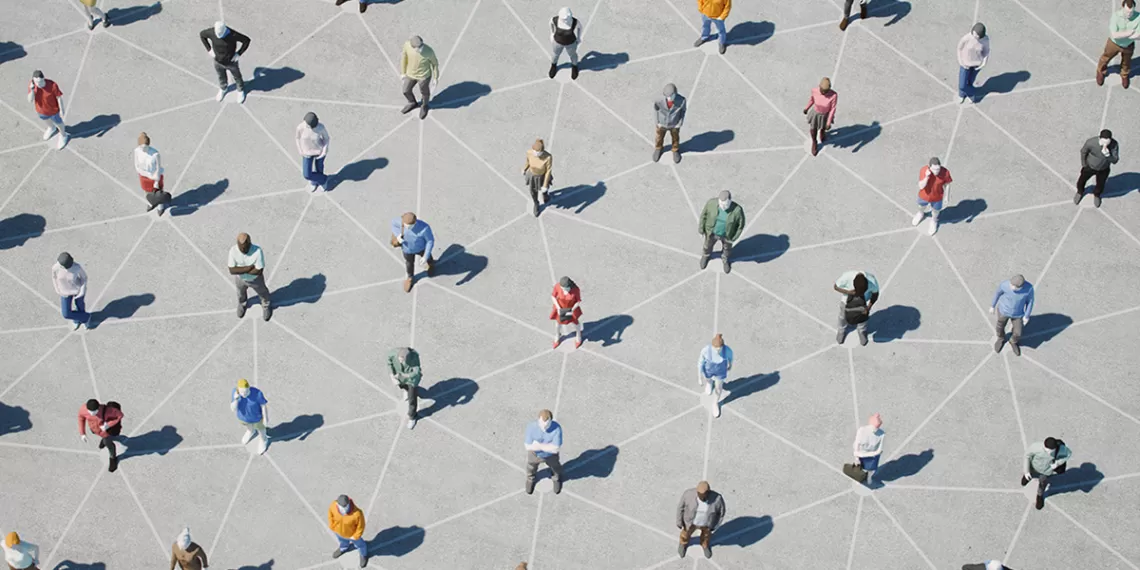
[328,499,366,540]
[698,0,731,20]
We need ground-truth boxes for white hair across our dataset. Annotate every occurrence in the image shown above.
[985,561,1003,570]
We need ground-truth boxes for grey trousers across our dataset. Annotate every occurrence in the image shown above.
[701,234,733,260]
[399,384,419,419]
[213,60,245,91]
[526,451,563,484]
[402,76,431,105]
[552,41,579,66]
[235,275,271,308]
[996,314,1023,345]
[838,301,867,333]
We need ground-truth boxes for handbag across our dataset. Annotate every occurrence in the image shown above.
[843,462,868,483]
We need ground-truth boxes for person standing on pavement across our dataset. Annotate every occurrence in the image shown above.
[1075,129,1119,208]
[698,334,733,418]
[27,70,68,150]
[2,532,39,570]
[962,561,1012,570]
[296,112,330,193]
[169,527,208,570]
[135,132,171,216]
[52,252,91,330]
[231,379,269,455]
[390,212,435,293]
[839,0,868,31]
[549,7,582,80]
[200,21,250,103]
[803,77,837,157]
[698,191,744,273]
[853,413,885,484]
[834,270,879,346]
[525,409,564,495]
[911,157,952,236]
[334,0,369,14]
[400,36,439,120]
[956,23,990,103]
[1096,0,1140,89]
[77,0,110,29]
[523,139,553,217]
[387,347,422,430]
[1023,436,1071,510]
[228,233,272,321]
[550,276,583,349]
[693,0,731,54]
[990,274,1034,356]
[676,481,726,559]
[653,83,686,164]
[328,495,368,568]
[78,398,123,473]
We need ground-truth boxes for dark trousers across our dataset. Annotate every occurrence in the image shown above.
[98,435,118,460]
[526,451,563,485]
[403,250,433,278]
[996,313,1023,345]
[402,77,431,105]
[701,234,733,260]
[400,384,419,419]
[1076,166,1109,197]
[213,60,245,90]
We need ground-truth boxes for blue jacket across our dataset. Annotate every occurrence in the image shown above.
[391,218,435,259]
[991,280,1034,319]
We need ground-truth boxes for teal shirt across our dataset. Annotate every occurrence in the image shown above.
[1110,10,1140,47]
[1025,442,1071,476]
[387,349,422,387]
[713,208,728,236]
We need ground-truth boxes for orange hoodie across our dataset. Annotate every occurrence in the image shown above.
[698,0,731,20]
[327,499,365,540]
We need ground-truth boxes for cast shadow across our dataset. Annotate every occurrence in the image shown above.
[0,401,32,436]
[827,121,881,153]
[52,562,106,570]
[875,448,934,482]
[269,413,324,442]
[248,67,305,93]
[1104,56,1139,78]
[721,372,780,407]
[563,445,619,481]
[681,130,735,153]
[726,21,775,46]
[170,178,227,216]
[70,113,120,139]
[431,81,492,109]
[732,233,790,263]
[368,526,425,557]
[418,378,477,419]
[712,515,774,547]
[1047,462,1104,497]
[272,273,327,307]
[105,2,162,26]
[0,213,46,249]
[234,561,274,570]
[433,244,487,286]
[939,198,987,224]
[578,50,629,72]
[330,157,389,190]
[1018,313,1073,349]
[867,305,921,342]
[89,293,155,328]
[549,181,606,214]
[0,42,26,65]
[1103,171,1140,198]
[868,0,911,26]
[583,314,633,346]
[977,70,1031,100]
[120,425,182,460]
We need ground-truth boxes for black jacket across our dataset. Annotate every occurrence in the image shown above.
[199,28,251,63]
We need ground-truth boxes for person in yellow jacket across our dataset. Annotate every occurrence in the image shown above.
[694,0,731,54]
[399,35,439,120]
[328,494,368,568]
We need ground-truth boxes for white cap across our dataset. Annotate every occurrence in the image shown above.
[558,7,573,20]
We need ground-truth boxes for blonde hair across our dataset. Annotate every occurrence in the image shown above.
[819,77,832,91]
[538,409,553,421]
[532,139,545,153]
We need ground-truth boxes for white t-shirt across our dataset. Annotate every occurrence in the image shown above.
[228,244,265,282]
[692,499,711,527]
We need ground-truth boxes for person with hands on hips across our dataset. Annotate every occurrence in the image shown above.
[549,7,582,80]
[231,378,269,455]
[400,35,439,120]
[990,274,1034,356]
[200,21,250,103]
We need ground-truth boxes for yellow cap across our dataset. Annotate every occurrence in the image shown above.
[237,379,250,389]
[5,532,19,547]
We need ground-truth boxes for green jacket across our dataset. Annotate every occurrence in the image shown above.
[387,348,422,387]
[699,199,745,241]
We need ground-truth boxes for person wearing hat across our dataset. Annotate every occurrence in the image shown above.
[697,334,733,418]
[676,481,726,559]
[803,77,837,156]
[990,274,1034,356]
[833,270,879,346]
[78,398,124,472]
[956,23,990,103]
[2,532,39,570]
[653,83,686,163]
[227,233,272,321]
[838,0,868,31]
[26,70,68,150]
[549,7,582,79]
[1023,436,1071,510]
[134,132,171,216]
[853,413,885,484]
[231,379,269,454]
[295,112,331,192]
[911,157,952,236]
[387,347,422,430]
[78,0,110,30]
[169,527,208,570]
[328,494,368,567]
[698,191,744,274]
[334,0,369,14]
[199,21,251,103]
[51,252,90,330]
[1075,129,1120,208]
[693,0,731,54]
[550,276,583,349]
[390,212,435,293]
[524,409,564,494]
[1096,0,1140,89]
[400,35,439,120]
[962,560,1013,570]
[522,138,553,216]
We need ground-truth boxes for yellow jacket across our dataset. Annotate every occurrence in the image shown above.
[328,499,366,540]
[698,0,731,20]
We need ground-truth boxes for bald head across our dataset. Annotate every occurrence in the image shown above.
[696,480,710,500]
[409,35,424,49]
[868,413,882,429]
[237,232,251,253]
[402,212,417,226]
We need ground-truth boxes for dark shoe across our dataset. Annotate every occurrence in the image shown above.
[108,457,118,472]
[836,328,847,345]
[699,255,709,270]
[1096,69,1105,86]
[237,304,247,319]
[994,338,1004,353]
[425,260,435,276]
[360,554,368,567]
[333,548,344,559]
[718,43,726,55]
[1124,75,1131,89]
[1073,191,1083,205]
[335,0,348,4]
[673,150,681,163]
[146,202,157,212]
[87,19,96,30]
[811,139,818,156]
[403,278,413,293]
[549,64,558,79]
[526,478,535,495]
[1094,196,1102,208]
[858,329,868,346]
[1035,495,1044,510]
[262,306,272,322]
[860,2,868,19]
[102,16,111,27]
[693,37,707,48]
[419,103,429,120]
[98,439,106,449]
[839,18,848,31]
[652,148,663,162]
[401,102,420,114]
[359,2,367,13]
[1021,475,1031,486]
[722,258,731,274]
[703,545,712,559]
[552,478,562,494]
[1010,342,1021,357]
[678,543,687,558]
[532,201,540,217]
[571,65,579,80]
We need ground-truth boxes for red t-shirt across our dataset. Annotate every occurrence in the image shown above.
[29,79,63,117]
[549,284,582,323]
[918,165,953,203]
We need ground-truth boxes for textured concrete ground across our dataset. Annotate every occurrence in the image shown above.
[1,0,1139,568]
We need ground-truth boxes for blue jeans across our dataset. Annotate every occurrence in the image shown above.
[61,295,89,324]
[302,155,327,186]
[958,66,979,99]
[337,535,368,558]
[700,15,727,45]
[859,455,880,472]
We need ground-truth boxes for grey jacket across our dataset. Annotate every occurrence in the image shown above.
[654,94,687,128]
[676,488,726,529]
[1081,136,1119,171]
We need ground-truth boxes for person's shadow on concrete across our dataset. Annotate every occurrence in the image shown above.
[0,42,27,65]
[418,378,477,419]
[268,414,324,443]
[120,425,182,460]
[0,213,46,249]
[368,525,425,557]
[827,121,882,153]
[330,157,389,191]
[732,233,790,263]
[549,181,606,214]
[578,50,629,72]
[89,293,155,328]
[105,2,161,26]
[977,71,1031,101]
[0,401,32,436]
[875,448,934,483]
[248,67,305,92]
[234,561,274,570]
[712,515,774,547]
[1046,462,1104,497]
[170,179,228,216]
[431,82,492,109]
[1103,171,1140,199]
[720,372,780,407]
[939,198,987,224]
[1018,313,1073,349]
[867,305,921,342]
[682,130,735,153]
[432,244,488,286]
[272,273,327,308]
[867,0,912,26]
[52,562,106,570]
[583,314,633,346]
[727,21,775,46]
[563,445,619,481]
[69,114,120,139]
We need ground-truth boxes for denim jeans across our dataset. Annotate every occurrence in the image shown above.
[302,155,327,186]
[61,295,89,324]
[337,535,368,557]
[700,15,727,45]
[958,66,980,99]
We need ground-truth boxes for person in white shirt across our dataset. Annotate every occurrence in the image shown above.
[295,112,330,192]
[853,413,885,484]
[51,252,90,330]
[134,132,170,215]
[227,233,271,321]
[3,531,39,570]
[956,23,990,104]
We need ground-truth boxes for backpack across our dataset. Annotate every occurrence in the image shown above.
[844,295,869,325]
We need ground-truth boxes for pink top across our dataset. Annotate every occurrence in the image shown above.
[804,87,838,125]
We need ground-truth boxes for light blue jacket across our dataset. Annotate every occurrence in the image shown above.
[391,218,435,259]
[991,280,1035,319]
[698,345,733,379]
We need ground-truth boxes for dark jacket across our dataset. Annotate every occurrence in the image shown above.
[1080,136,1119,171]
[676,488,726,530]
[199,27,251,63]
[699,199,745,240]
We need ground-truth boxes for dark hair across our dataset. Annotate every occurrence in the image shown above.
[1044,437,1058,449]
[1126,0,1136,8]
[1100,129,1113,140]
[85,399,100,411]
[853,273,868,296]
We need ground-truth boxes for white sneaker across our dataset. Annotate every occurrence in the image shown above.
[216,88,226,102]
[257,438,268,455]
[241,429,255,445]
[407,418,417,430]
[712,401,721,418]
[237,90,247,104]
[57,134,68,150]
[911,211,924,226]
[704,382,713,396]
[927,220,938,236]
[43,126,58,140]
[308,183,319,192]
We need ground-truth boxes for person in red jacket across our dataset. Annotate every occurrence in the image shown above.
[550,276,583,349]
[27,70,68,150]
[78,398,123,472]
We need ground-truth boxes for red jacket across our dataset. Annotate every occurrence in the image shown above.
[77,404,123,437]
